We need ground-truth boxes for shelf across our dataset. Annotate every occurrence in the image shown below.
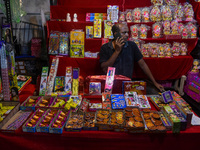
[140,38,198,42]
[15,57,39,61]
[49,20,94,24]
[83,95,102,99]
[49,54,99,60]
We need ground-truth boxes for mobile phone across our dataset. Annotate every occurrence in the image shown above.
[114,32,122,40]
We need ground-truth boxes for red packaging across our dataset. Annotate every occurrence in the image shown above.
[31,38,42,58]
[85,75,131,94]
[123,81,146,95]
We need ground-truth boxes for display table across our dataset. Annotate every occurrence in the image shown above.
[1,81,200,150]
[1,97,200,150]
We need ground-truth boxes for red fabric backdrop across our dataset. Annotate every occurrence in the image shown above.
[57,0,188,8]
[47,0,198,81]
[49,55,194,81]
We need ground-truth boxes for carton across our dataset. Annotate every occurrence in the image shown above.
[94,109,111,131]
[122,81,146,95]
[49,110,70,134]
[162,106,181,133]
[65,111,84,132]
[36,109,59,133]
[35,96,56,109]
[82,112,98,131]
[20,96,41,111]
[1,110,32,132]
[22,108,47,133]
[110,109,125,132]
[124,107,145,133]
[0,101,20,129]
[169,104,187,131]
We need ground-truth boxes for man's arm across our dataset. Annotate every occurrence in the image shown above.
[101,51,120,73]
[137,59,164,92]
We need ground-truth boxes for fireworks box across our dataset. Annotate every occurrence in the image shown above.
[82,112,98,131]
[184,71,200,103]
[111,94,126,109]
[184,85,200,103]
[1,110,32,132]
[109,109,125,132]
[36,109,59,133]
[158,111,172,131]
[94,109,111,131]
[22,108,47,133]
[35,96,56,109]
[65,111,84,132]
[85,75,131,94]
[49,110,70,134]
[172,101,193,129]
[0,101,20,129]
[169,104,187,131]
[20,96,41,111]
[162,105,181,133]
[88,103,102,111]
[122,81,146,95]
[17,75,32,94]
[102,93,111,110]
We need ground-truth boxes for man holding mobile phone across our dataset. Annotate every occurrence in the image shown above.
[99,23,164,92]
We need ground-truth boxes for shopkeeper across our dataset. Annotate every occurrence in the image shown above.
[99,23,164,92]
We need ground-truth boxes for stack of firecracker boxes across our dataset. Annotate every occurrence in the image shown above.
[184,71,200,103]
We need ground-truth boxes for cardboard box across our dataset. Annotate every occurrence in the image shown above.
[162,106,181,133]
[35,96,56,109]
[159,112,172,131]
[88,103,102,111]
[0,101,20,129]
[188,81,200,94]
[49,110,70,134]
[142,110,167,133]
[82,112,98,131]
[122,81,146,95]
[51,97,68,109]
[148,95,171,110]
[111,94,126,109]
[22,108,47,133]
[184,85,200,103]
[39,67,49,96]
[36,109,59,133]
[94,109,111,131]
[137,95,151,109]
[65,111,84,132]
[110,109,125,132]
[20,96,41,111]
[124,91,139,107]
[173,101,193,128]
[17,75,32,94]
[84,75,131,94]
[1,110,32,132]
[124,107,145,133]
[169,104,187,131]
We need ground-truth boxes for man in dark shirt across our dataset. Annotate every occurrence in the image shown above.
[99,23,164,91]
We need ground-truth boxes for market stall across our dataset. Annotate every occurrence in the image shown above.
[1,1,200,150]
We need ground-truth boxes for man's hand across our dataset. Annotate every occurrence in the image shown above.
[154,82,165,92]
[115,37,125,53]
